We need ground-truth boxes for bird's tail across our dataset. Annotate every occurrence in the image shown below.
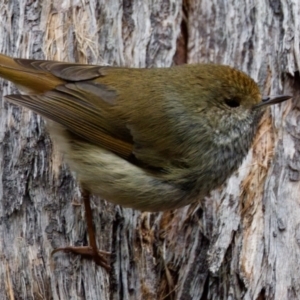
[0,53,64,93]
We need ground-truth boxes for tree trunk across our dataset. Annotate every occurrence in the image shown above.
[0,0,298,299]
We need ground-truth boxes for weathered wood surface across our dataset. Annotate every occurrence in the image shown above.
[0,0,299,299]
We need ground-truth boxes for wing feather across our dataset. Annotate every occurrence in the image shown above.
[6,90,133,159]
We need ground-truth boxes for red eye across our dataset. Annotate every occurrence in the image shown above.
[225,97,240,108]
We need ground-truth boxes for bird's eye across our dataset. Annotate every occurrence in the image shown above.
[224,97,240,108]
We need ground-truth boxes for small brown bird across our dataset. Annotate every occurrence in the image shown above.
[0,53,291,269]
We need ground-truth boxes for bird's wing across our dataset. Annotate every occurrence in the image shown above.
[2,56,185,169]
[2,57,134,159]
[6,85,134,159]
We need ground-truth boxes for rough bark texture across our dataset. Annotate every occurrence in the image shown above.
[0,0,298,299]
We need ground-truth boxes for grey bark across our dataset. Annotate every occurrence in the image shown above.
[0,0,298,299]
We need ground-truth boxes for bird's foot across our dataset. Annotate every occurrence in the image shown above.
[52,246,111,271]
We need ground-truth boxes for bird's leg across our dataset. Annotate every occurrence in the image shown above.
[52,189,111,271]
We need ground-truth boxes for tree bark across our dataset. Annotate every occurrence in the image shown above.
[0,0,298,299]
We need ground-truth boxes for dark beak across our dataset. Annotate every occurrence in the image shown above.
[254,95,292,109]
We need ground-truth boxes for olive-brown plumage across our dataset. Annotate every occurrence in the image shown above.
[0,54,291,212]
[0,53,291,268]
